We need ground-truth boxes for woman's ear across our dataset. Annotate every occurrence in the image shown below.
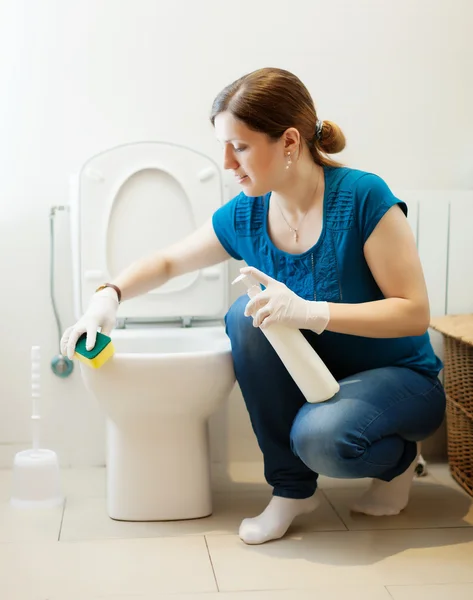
[283,127,301,156]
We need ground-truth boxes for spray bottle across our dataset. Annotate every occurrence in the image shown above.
[232,273,340,403]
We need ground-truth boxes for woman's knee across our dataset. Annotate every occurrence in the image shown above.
[290,404,365,477]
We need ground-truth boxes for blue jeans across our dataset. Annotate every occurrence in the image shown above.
[225,295,447,499]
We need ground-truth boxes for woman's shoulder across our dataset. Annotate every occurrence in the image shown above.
[324,166,404,236]
[325,165,388,193]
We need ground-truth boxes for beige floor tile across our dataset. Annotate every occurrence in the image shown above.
[323,479,473,531]
[427,463,473,498]
[387,583,473,600]
[61,467,107,498]
[206,528,473,591]
[0,501,64,543]
[0,536,217,598]
[0,466,106,502]
[89,587,392,599]
[60,489,346,541]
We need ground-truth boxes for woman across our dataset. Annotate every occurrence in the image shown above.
[61,67,446,546]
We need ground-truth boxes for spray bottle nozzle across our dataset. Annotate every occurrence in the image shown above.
[231,273,261,299]
[231,273,251,288]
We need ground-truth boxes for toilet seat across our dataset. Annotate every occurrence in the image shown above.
[70,142,228,323]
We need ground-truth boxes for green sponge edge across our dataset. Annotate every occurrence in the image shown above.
[75,331,112,360]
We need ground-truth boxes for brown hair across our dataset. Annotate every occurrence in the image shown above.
[210,67,346,168]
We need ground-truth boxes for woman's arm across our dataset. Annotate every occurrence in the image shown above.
[112,218,231,301]
[325,204,430,338]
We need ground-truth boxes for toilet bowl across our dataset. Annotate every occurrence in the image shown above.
[80,325,234,521]
[70,142,236,521]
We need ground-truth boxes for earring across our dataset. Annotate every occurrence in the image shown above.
[285,152,292,170]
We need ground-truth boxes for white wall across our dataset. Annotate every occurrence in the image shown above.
[0,0,472,469]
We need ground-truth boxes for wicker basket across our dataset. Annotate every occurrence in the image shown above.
[430,314,473,497]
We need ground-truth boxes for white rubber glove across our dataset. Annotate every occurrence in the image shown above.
[241,267,330,334]
[60,287,119,359]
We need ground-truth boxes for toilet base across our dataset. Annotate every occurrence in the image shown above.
[105,417,213,521]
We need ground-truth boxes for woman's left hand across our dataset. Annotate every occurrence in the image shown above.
[240,266,330,334]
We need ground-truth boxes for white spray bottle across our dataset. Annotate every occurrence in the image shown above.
[232,273,340,403]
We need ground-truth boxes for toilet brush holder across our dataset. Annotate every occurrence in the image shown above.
[10,449,63,508]
[10,346,63,509]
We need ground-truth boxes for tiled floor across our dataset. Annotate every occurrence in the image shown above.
[1,463,473,599]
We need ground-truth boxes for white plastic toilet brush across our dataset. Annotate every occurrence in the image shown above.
[10,346,63,508]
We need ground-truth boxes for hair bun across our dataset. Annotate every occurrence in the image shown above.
[318,120,346,154]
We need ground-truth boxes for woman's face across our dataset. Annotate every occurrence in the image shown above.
[214,111,288,197]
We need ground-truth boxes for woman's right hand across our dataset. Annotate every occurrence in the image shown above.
[60,288,120,359]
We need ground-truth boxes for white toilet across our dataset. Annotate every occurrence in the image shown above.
[69,142,236,521]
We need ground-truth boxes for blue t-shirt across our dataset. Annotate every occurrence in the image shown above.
[212,165,442,380]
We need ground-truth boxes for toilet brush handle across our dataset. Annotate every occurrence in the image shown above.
[31,415,41,452]
[31,346,41,453]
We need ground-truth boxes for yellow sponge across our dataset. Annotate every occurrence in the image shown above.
[74,332,115,369]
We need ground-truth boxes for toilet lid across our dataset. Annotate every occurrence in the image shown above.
[72,142,229,322]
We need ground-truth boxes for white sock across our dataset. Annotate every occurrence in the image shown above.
[351,443,420,516]
[239,493,320,545]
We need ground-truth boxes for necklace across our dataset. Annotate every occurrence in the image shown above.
[276,170,321,243]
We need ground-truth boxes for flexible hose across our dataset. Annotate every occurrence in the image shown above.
[49,207,64,351]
